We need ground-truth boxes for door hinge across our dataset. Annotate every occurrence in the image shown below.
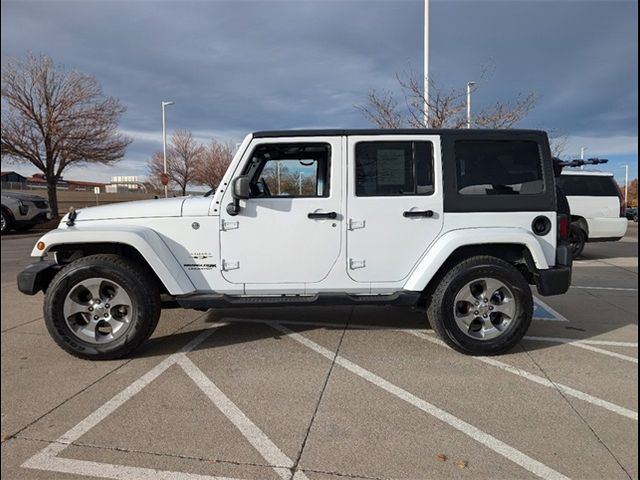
[349,258,366,269]
[222,259,240,271]
[221,219,239,231]
[348,218,366,230]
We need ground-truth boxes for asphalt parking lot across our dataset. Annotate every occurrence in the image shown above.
[1,224,637,480]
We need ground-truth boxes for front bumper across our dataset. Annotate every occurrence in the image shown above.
[17,260,60,295]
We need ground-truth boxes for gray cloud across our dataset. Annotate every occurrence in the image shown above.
[1,0,637,182]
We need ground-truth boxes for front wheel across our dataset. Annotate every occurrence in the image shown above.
[427,256,533,355]
[1,209,12,235]
[44,254,161,360]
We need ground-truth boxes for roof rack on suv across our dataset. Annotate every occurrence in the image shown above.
[552,157,608,176]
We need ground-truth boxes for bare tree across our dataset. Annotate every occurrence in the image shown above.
[1,54,131,216]
[356,69,537,130]
[194,140,235,190]
[147,130,204,196]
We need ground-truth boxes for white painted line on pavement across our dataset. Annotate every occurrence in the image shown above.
[524,336,638,363]
[524,336,638,348]
[571,286,638,292]
[408,331,638,421]
[176,354,304,480]
[272,323,570,480]
[23,322,302,480]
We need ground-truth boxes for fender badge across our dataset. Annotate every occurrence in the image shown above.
[192,222,200,230]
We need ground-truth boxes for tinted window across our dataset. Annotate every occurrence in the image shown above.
[244,143,330,197]
[557,175,620,197]
[355,141,434,196]
[455,140,544,195]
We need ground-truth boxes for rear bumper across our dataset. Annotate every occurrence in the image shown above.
[587,217,628,241]
[534,265,572,296]
[17,259,60,295]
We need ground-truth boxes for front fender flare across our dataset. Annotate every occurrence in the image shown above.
[403,227,550,292]
[31,226,196,295]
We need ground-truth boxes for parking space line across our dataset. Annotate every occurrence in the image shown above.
[524,336,638,348]
[571,286,638,292]
[408,331,638,421]
[271,323,570,480]
[22,322,303,480]
[524,336,638,364]
[176,355,305,480]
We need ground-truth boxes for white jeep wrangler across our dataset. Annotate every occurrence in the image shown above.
[18,129,573,359]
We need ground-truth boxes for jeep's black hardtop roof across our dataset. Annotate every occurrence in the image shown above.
[253,128,546,138]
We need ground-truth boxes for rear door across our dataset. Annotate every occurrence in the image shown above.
[558,173,622,219]
[346,135,443,282]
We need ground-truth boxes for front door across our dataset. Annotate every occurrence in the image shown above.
[346,135,444,283]
[219,137,342,289]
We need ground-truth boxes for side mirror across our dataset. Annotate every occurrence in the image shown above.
[232,175,251,199]
[227,175,251,216]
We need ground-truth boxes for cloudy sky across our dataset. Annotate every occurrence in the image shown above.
[1,0,637,185]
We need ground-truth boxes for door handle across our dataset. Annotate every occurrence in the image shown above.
[308,211,337,220]
[403,210,434,218]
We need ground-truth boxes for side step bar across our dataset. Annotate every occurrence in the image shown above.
[172,292,421,310]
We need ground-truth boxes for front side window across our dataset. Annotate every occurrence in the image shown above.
[355,141,434,196]
[243,143,330,197]
[455,140,544,195]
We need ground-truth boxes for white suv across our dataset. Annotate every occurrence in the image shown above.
[18,129,573,359]
[557,170,627,257]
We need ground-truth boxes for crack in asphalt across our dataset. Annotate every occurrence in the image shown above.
[520,345,633,480]
[288,307,353,480]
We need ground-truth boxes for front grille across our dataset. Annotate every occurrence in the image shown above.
[33,201,49,209]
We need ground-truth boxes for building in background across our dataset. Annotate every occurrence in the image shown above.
[107,176,147,193]
[1,171,27,189]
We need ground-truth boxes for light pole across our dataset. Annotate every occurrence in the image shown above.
[161,101,174,198]
[624,164,629,207]
[466,81,475,129]
[423,0,429,127]
[580,146,586,170]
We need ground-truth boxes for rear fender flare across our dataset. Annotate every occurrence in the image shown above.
[403,227,550,292]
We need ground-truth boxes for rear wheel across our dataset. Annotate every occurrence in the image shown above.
[427,256,533,355]
[569,225,587,259]
[44,254,161,360]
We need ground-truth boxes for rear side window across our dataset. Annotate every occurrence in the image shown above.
[557,175,620,197]
[455,140,544,195]
[355,141,434,196]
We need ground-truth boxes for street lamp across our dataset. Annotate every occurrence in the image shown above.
[466,81,475,129]
[423,0,429,127]
[161,101,174,198]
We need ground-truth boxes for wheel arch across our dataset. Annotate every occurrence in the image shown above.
[404,228,550,294]
[570,215,589,236]
[31,228,196,296]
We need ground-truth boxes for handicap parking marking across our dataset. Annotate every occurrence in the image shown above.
[533,297,568,322]
[22,322,308,480]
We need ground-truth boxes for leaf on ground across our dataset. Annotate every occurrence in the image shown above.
[456,460,468,469]
[436,453,447,461]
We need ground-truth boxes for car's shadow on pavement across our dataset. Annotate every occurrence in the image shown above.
[132,305,631,360]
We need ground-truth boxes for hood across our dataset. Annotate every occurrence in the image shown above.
[2,191,49,202]
[73,197,187,221]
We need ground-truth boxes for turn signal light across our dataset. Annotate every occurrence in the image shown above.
[36,241,46,251]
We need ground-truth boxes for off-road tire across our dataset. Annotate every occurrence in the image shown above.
[44,254,161,360]
[427,255,533,356]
